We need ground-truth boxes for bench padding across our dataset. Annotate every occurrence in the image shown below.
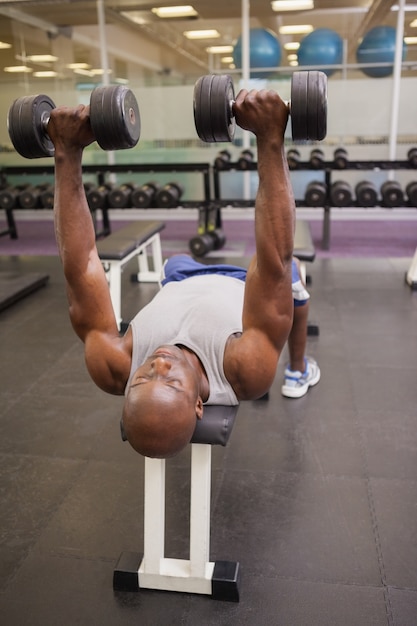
[191,404,238,446]
[97,221,165,260]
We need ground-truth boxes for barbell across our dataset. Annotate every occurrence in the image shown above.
[193,70,327,143]
[7,85,141,159]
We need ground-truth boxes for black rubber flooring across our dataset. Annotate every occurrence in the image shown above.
[0,254,416,626]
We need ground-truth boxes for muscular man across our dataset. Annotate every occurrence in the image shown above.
[47,87,319,460]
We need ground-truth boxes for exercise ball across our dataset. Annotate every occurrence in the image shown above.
[233,28,281,78]
[297,28,343,77]
[356,26,407,78]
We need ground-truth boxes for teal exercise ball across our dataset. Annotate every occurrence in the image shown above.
[297,28,343,77]
[356,26,407,78]
[233,28,281,78]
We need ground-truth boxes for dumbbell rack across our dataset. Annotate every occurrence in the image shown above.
[0,162,212,239]
[212,159,417,250]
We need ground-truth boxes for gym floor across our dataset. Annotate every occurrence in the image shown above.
[0,251,417,626]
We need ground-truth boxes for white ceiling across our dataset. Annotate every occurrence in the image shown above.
[0,0,416,81]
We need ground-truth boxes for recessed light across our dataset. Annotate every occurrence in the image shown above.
[152,5,198,18]
[284,42,300,50]
[4,65,33,73]
[33,71,57,77]
[271,0,314,12]
[279,25,313,35]
[206,45,234,54]
[184,29,220,40]
[26,55,58,63]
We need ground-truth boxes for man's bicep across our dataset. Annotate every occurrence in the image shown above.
[84,331,129,395]
[242,266,294,351]
[65,254,119,341]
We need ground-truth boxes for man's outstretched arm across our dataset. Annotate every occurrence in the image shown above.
[48,105,130,394]
[225,89,295,399]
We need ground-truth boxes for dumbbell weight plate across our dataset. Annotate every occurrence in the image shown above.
[290,73,308,142]
[193,74,236,143]
[291,71,327,142]
[189,233,216,257]
[90,85,141,151]
[211,228,226,250]
[7,94,56,159]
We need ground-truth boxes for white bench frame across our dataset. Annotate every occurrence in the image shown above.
[100,231,163,329]
[140,444,215,595]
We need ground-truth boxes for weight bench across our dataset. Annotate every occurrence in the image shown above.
[96,221,165,329]
[294,220,318,336]
[113,404,241,602]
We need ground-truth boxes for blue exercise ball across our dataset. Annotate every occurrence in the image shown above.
[233,28,281,78]
[297,28,343,77]
[356,26,407,78]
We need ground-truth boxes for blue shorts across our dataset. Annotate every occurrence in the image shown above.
[161,254,310,306]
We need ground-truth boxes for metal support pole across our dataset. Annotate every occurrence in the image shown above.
[388,0,405,167]
[96,0,115,168]
[241,0,251,201]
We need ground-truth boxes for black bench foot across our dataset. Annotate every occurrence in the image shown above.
[212,560,241,602]
[113,551,142,592]
[307,322,320,336]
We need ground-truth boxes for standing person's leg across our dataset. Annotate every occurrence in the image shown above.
[281,259,320,398]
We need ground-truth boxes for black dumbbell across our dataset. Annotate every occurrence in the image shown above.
[406,181,417,207]
[214,149,232,170]
[193,70,327,143]
[0,184,29,209]
[38,184,54,209]
[237,149,255,170]
[329,180,353,207]
[131,181,161,208]
[333,147,348,169]
[304,181,326,207]
[86,183,113,211]
[355,180,378,207]
[408,147,417,168]
[155,182,183,208]
[380,180,404,208]
[18,184,43,209]
[107,182,137,208]
[189,228,226,257]
[287,148,301,170]
[7,85,141,159]
[309,148,325,169]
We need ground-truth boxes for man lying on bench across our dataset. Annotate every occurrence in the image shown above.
[47,86,320,460]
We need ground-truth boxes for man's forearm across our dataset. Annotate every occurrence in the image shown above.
[53,151,97,280]
[255,136,295,273]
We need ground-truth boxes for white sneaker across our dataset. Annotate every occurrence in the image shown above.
[281,356,321,398]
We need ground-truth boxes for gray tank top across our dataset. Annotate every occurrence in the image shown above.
[126,274,245,404]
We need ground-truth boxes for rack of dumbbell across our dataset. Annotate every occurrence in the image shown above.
[0,162,212,241]
[212,147,417,250]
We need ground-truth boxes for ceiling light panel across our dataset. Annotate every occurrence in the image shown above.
[184,29,220,39]
[206,45,234,53]
[279,24,313,35]
[272,0,314,11]
[151,5,198,18]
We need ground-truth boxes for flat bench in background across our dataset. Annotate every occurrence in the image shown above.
[114,404,241,602]
[96,220,165,329]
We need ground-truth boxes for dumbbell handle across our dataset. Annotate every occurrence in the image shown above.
[229,98,291,117]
